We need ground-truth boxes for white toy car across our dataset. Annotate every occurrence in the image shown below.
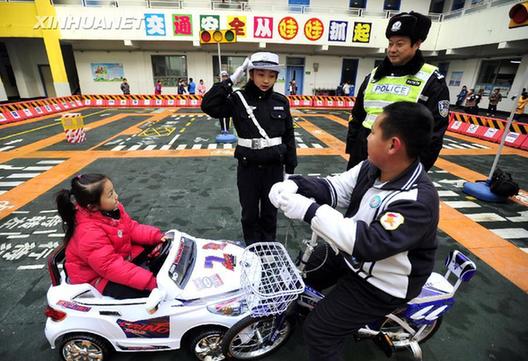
[44,229,250,361]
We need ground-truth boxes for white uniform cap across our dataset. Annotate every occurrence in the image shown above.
[248,52,281,73]
[220,70,229,77]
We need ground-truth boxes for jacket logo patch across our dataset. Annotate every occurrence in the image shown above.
[117,230,123,238]
[372,84,410,96]
[438,100,450,118]
[273,106,284,110]
[406,79,421,86]
[380,212,404,231]
[369,195,382,208]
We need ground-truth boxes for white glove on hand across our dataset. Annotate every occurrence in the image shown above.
[284,173,293,181]
[278,193,314,221]
[230,57,250,84]
[269,180,298,208]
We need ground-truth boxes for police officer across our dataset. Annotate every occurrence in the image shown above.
[346,11,450,171]
[201,52,297,244]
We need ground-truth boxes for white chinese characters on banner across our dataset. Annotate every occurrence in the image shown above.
[328,21,348,42]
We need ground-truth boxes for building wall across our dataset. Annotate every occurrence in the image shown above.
[5,38,48,99]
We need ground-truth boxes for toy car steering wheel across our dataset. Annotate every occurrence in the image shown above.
[147,239,172,275]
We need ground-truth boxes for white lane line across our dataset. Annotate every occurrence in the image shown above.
[17,265,45,270]
[312,143,323,148]
[295,137,303,143]
[466,213,507,222]
[472,143,489,149]
[0,146,15,152]
[521,248,528,254]
[33,230,56,234]
[128,144,142,151]
[176,144,187,150]
[223,144,233,149]
[160,145,171,150]
[490,228,528,239]
[298,144,308,148]
[39,210,57,214]
[443,201,481,208]
[208,144,217,149]
[0,165,23,170]
[0,181,24,187]
[7,173,41,179]
[111,145,127,151]
[12,211,29,214]
[5,139,23,145]
[442,144,455,149]
[167,134,180,146]
[37,160,64,164]
[0,232,21,235]
[48,233,65,237]
[437,190,459,197]
[144,145,157,151]
[7,234,30,239]
[192,144,202,150]
[24,166,53,171]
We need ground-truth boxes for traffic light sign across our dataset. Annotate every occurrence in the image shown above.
[509,2,528,29]
[200,30,237,44]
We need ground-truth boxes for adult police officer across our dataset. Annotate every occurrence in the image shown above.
[346,11,450,171]
[201,52,297,244]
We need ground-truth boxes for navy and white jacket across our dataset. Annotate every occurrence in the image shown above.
[292,160,439,300]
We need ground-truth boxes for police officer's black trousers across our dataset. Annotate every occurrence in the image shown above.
[303,245,406,361]
[237,162,283,244]
[346,126,370,170]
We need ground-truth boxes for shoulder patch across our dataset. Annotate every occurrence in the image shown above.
[438,100,450,118]
[380,212,404,231]
[434,70,444,80]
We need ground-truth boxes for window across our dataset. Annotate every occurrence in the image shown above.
[289,0,310,4]
[429,0,445,13]
[383,0,400,11]
[475,58,520,96]
[451,0,465,11]
[349,0,367,9]
[212,55,248,83]
[151,55,187,87]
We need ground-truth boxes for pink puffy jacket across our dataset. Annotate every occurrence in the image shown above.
[65,203,163,293]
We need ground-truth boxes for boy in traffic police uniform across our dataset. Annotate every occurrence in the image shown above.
[346,11,450,171]
[201,52,297,244]
[270,101,439,361]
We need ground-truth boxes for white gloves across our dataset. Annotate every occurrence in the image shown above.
[278,193,314,221]
[269,180,298,208]
[230,57,250,84]
[284,173,293,180]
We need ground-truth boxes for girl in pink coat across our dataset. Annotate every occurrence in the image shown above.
[56,173,165,299]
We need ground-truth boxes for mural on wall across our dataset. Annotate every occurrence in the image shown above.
[91,63,124,82]
[145,13,166,36]
[227,16,247,37]
[304,18,324,41]
[278,16,299,40]
[328,20,348,42]
[352,22,371,43]
[173,14,193,36]
[254,16,273,39]
[200,15,220,30]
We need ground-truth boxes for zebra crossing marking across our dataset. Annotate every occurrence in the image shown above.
[490,228,528,239]
[466,213,507,222]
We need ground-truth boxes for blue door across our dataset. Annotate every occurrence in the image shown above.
[286,66,304,95]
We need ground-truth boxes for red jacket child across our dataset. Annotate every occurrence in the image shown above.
[65,202,162,294]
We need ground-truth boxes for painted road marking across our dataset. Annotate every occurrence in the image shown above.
[0,181,24,187]
[176,144,187,150]
[443,201,481,208]
[37,160,64,165]
[144,145,157,151]
[437,190,459,197]
[223,144,233,149]
[24,166,53,171]
[7,173,41,179]
[466,213,507,222]
[111,144,126,151]
[490,228,528,239]
[0,146,15,152]
[208,144,217,149]
[128,144,142,151]
[192,144,202,150]
[313,143,323,148]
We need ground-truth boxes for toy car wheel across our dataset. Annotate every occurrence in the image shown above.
[60,333,111,361]
[189,328,226,361]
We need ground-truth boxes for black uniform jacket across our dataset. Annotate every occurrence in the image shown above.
[346,50,450,170]
[201,79,297,174]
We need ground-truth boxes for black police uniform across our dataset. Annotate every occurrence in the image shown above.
[201,79,297,244]
[346,50,450,171]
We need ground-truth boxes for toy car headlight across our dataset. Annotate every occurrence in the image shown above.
[207,296,248,316]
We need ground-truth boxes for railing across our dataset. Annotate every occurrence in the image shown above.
[46,0,523,21]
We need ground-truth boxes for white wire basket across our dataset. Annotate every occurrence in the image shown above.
[240,242,305,317]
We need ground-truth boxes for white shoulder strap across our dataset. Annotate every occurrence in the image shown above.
[234,90,270,140]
